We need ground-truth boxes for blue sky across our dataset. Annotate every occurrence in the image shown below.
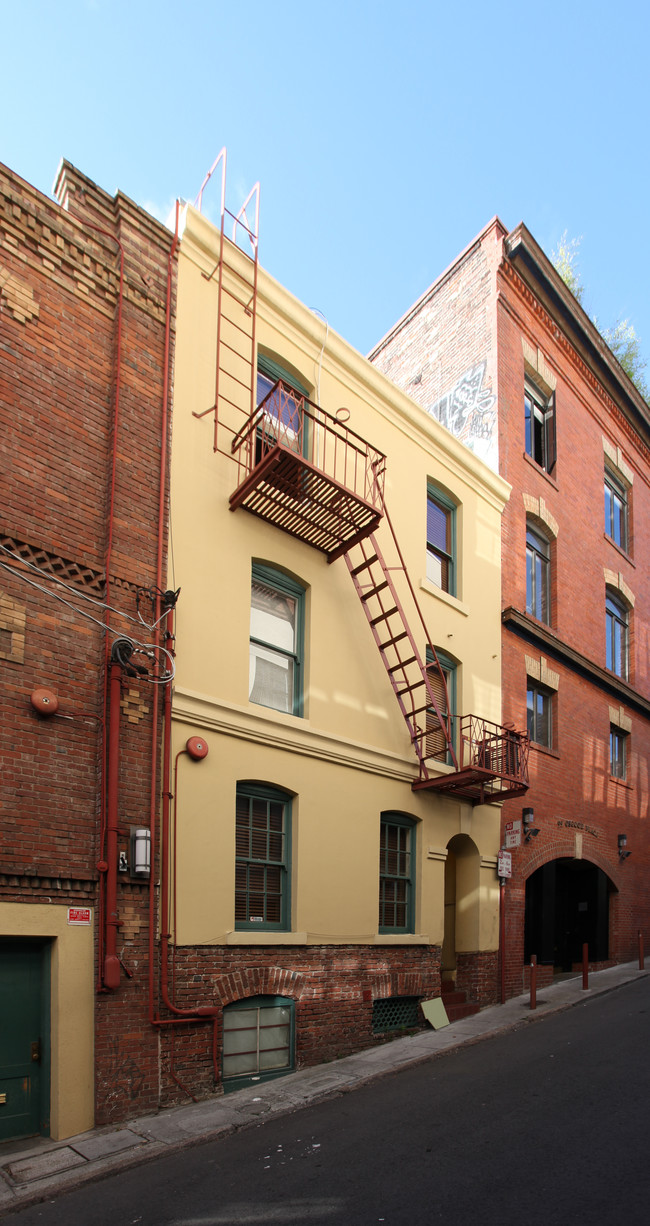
[4,1,649,367]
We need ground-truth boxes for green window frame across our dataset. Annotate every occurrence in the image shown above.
[526,524,551,624]
[606,589,629,680]
[426,646,457,764]
[604,467,628,552]
[222,994,295,1092]
[527,681,553,749]
[426,485,456,595]
[249,563,305,716]
[235,783,291,932]
[379,813,416,934]
[525,379,556,474]
[256,354,308,459]
[609,725,628,780]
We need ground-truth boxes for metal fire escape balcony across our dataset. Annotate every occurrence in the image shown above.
[228,379,528,805]
[413,714,530,804]
[229,380,386,561]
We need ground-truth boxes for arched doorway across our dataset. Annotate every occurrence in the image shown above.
[525,859,612,971]
[442,834,479,980]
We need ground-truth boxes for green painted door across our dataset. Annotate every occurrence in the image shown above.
[0,939,50,1141]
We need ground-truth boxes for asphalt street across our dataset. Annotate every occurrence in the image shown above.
[3,975,648,1226]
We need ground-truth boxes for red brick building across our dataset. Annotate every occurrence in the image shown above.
[0,161,177,1137]
[370,217,650,997]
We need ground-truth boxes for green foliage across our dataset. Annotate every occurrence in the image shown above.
[601,319,648,401]
[551,230,585,305]
[551,232,649,405]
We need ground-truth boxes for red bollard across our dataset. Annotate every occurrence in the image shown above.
[529,954,537,1010]
[582,942,589,990]
[639,930,645,971]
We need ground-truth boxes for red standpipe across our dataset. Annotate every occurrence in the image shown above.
[499,878,506,1004]
[103,658,123,989]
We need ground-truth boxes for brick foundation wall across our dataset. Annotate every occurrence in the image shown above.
[153,943,443,1105]
[455,950,499,1007]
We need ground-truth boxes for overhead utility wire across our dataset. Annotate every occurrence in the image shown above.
[0,558,175,683]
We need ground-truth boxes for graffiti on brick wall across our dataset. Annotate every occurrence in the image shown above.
[428,361,497,468]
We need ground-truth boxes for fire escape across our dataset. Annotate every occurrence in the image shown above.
[194,154,529,805]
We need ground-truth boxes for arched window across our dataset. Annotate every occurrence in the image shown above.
[256,354,308,459]
[606,590,629,679]
[222,995,295,1092]
[526,524,551,624]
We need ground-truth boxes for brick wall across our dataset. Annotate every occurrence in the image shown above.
[497,255,650,995]
[0,160,176,1124]
[154,943,443,1103]
[368,216,650,1003]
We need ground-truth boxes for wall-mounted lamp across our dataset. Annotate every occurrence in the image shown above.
[618,833,632,862]
[523,806,540,843]
[132,827,151,876]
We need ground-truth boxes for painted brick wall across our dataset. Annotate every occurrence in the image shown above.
[370,219,504,469]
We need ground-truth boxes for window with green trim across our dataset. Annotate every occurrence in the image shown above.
[249,564,304,716]
[427,487,456,595]
[379,813,415,934]
[426,647,456,764]
[222,995,295,1092]
[235,784,291,931]
[256,354,308,459]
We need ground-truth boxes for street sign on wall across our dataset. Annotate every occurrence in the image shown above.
[498,850,512,878]
[504,819,522,848]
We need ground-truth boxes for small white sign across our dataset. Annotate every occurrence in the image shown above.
[504,819,522,849]
[498,850,512,878]
[68,907,92,926]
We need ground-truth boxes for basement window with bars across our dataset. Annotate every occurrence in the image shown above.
[372,996,421,1034]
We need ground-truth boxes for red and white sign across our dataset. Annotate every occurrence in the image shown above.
[68,907,92,926]
[498,850,512,879]
[504,819,522,849]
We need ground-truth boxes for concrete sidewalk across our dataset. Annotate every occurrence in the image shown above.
[1,962,646,1215]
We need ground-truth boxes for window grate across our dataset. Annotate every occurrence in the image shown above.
[372,996,421,1034]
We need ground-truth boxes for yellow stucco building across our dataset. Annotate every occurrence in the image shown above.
[164,189,525,1093]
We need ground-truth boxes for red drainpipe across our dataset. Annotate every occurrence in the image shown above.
[103,654,123,989]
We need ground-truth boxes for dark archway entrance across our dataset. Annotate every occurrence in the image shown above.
[525,859,611,971]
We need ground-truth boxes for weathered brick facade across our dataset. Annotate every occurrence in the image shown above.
[371,218,650,998]
[0,160,176,1129]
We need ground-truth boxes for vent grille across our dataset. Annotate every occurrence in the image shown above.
[372,996,421,1034]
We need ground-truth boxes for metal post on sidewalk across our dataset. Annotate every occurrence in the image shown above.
[529,954,537,1010]
[639,930,645,971]
[582,942,589,990]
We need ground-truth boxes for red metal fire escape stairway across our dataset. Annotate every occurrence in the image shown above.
[344,515,529,804]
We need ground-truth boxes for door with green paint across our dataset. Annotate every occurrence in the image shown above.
[0,939,50,1141]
